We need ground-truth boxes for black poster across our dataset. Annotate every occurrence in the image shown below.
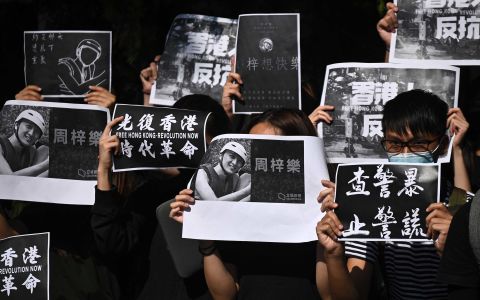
[151,14,237,106]
[112,104,210,171]
[335,163,439,241]
[0,233,49,300]
[24,31,112,97]
[234,14,301,114]
[191,136,305,203]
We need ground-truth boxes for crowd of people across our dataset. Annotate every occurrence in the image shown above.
[1,2,479,300]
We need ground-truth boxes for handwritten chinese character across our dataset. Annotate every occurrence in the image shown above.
[159,114,177,132]
[346,167,370,196]
[373,164,396,198]
[137,113,155,131]
[372,205,397,239]
[181,115,198,131]
[121,139,134,158]
[22,274,40,294]
[22,246,41,265]
[1,248,18,267]
[118,113,133,131]
[342,214,370,237]
[160,139,175,159]
[1,275,17,296]
[401,208,427,238]
[397,168,424,197]
[138,140,156,158]
[180,140,198,159]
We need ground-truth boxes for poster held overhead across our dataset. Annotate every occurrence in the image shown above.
[390,0,480,65]
[24,31,112,98]
[149,14,237,106]
[233,14,301,114]
[319,62,458,163]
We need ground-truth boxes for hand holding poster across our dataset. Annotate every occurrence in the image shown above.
[182,134,329,243]
[24,31,112,97]
[233,14,301,114]
[390,0,480,65]
[320,63,458,163]
[0,100,109,205]
[334,163,439,241]
[149,14,237,106]
[0,233,49,300]
[112,104,211,171]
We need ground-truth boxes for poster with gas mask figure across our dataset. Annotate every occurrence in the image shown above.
[24,31,111,98]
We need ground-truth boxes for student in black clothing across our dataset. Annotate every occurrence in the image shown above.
[92,94,232,300]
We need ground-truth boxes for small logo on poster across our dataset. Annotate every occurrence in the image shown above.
[77,169,97,178]
[259,38,273,52]
[277,193,302,202]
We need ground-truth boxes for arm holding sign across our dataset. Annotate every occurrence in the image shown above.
[169,189,239,299]
[316,180,374,300]
[92,116,148,255]
[222,72,243,121]
[139,55,161,106]
[376,2,398,62]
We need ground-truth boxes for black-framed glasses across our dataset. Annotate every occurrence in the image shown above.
[380,136,444,153]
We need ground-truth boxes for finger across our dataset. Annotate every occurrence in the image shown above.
[227,72,243,84]
[179,188,193,195]
[321,180,336,189]
[154,54,161,62]
[169,207,182,219]
[102,116,125,136]
[17,91,42,100]
[88,85,107,92]
[314,111,333,123]
[321,199,338,212]
[326,211,343,230]
[318,223,340,242]
[25,85,42,92]
[149,61,158,81]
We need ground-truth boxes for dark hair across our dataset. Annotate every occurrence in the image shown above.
[246,108,317,137]
[173,94,232,138]
[382,89,448,138]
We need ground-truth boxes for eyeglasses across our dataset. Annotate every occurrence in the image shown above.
[380,136,444,153]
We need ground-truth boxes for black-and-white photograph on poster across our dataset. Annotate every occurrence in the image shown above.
[112,104,210,171]
[335,163,439,241]
[0,232,49,300]
[183,134,329,243]
[150,14,237,106]
[0,100,110,205]
[390,0,480,65]
[190,137,305,203]
[320,63,458,163]
[233,14,301,114]
[24,31,112,97]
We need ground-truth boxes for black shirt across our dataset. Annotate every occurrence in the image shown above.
[438,202,480,299]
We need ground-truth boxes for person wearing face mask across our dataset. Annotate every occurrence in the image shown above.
[57,39,107,95]
[315,89,470,300]
[192,141,251,202]
[0,109,49,176]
